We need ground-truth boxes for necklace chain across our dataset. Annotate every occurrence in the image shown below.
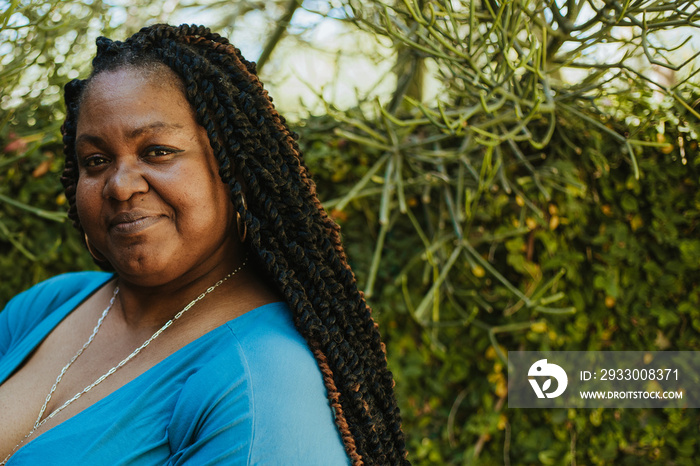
[1,259,246,465]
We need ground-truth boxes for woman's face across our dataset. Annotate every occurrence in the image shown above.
[75,66,238,286]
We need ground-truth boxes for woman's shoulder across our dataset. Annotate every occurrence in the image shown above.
[226,302,313,363]
[184,302,329,408]
[0,271,112,355]
[6,271,112,307]
[222,303,336,403]
[2,271,111,324]
[172,302,350,465]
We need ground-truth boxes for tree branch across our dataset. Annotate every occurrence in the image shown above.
[256,0,301,73]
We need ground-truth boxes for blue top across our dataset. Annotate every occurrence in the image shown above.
[0,272,350,465]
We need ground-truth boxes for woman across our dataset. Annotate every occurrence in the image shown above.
[0,24,408,465]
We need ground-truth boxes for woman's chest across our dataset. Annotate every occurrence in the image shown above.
[0,349,188,466]
[0,316,193,464]
[0,363,52,463]
[3,393,176,465]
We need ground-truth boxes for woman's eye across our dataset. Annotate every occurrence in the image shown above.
[145,147,178,158]
[82,155,108,167]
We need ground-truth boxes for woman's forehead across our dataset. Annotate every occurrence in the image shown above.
[76,67,196,138]
[82,64,183,104]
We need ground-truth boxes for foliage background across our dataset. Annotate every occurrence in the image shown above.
[1,0,699,464]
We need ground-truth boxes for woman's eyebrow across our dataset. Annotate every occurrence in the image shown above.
[127,121,183,139]
[76,122,185,146]
[75,133,103,147]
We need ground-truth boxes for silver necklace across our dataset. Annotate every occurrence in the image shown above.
[1,259,246,465]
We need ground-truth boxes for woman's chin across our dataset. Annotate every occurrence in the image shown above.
[108,255,174,285]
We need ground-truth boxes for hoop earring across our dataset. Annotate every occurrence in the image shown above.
[84,233,106,262]
[236,195,247,243]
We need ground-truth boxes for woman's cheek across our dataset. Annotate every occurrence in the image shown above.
[76,180,103,225]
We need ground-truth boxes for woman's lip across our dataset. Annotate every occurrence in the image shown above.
[110,216,163,234]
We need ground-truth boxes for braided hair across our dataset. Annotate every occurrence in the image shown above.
[60,24,408,465]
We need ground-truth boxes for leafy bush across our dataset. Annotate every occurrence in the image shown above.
[298,1,700,463]
[300,88,699,464]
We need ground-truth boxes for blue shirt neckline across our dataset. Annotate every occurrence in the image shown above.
[2,274,287,460]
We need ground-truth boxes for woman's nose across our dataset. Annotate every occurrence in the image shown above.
[102,160,149,201]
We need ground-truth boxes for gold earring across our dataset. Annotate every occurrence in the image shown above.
[84,233,106,262]
[236,195,247,243]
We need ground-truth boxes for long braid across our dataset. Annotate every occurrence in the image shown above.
[61,24,408,465]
